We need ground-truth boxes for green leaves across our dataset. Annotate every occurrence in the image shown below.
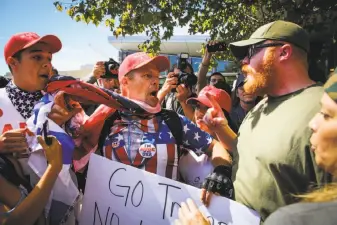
[53,0,336,60]
[53,1,63,11]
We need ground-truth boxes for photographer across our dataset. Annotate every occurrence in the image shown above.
[82,60,120,115]
[84,59,120,92]
[158,55,197,117]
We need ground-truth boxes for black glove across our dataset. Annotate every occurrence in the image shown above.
[202,165,234,199]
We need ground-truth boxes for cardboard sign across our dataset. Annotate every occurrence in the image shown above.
[79,154,260,225]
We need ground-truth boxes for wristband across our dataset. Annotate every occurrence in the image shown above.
[201,165,234,199]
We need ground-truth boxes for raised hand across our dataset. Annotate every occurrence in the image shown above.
[198,92,228,131]
[176,84,192,103]
[92,61,106,79]
[160,72,179,94]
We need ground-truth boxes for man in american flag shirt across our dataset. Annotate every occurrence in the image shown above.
[99,52,233,206]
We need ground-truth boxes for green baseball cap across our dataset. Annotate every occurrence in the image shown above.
[229,20,310,59]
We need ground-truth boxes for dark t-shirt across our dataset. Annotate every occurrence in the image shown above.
[229,104,246,132]
[264,201,337,225]
[233,85,330,221]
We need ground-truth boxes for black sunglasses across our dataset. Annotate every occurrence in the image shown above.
[247,43,284,59]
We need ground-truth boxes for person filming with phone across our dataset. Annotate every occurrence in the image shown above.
[196,41,231,95]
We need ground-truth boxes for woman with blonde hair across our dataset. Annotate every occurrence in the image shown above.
[175,73,337,225]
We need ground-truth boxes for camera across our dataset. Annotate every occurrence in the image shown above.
[172,53,197,91]
[101,58,119,79]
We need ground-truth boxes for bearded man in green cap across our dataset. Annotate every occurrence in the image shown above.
[217,20,331,221]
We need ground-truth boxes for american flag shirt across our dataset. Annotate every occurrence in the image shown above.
[103,114,213,180]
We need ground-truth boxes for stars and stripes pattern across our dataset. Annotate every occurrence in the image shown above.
[5,81,43,119]
[103,114,213,180]
[178,114,213,156]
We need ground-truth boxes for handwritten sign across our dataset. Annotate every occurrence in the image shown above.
[79,154,260,225]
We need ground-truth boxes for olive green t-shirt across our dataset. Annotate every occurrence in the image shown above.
[232,85,330,221]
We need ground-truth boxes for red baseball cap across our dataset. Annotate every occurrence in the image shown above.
[4,32,62,64]
[187,85,232,113]
[118,52,170,82]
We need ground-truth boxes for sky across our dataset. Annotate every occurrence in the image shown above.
[0,0,191,75]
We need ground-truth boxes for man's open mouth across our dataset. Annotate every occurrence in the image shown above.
[150,91,158,97]
[40,74,49,79]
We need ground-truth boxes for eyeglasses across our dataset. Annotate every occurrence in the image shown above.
[247,43,284,59]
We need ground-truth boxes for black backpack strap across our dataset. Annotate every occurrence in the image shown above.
[97,111,121,156]
[157,109,183,158]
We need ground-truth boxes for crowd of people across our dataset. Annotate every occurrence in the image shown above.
[0,20,336,225]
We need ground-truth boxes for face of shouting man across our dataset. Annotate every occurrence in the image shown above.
[5,32,62,92]
[122,63,160,107]
[118,52,170,109]
[240,41,281,96]
[8,43,53,92]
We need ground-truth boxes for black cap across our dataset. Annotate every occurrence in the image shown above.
[235,73,245,88]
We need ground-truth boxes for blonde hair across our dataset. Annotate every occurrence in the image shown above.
[297,183,337,203]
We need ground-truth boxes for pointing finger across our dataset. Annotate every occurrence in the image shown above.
[205,92,221,111]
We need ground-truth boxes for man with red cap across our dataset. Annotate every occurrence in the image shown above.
[97,52,233,205]
[0,33,74,224]
[1,32,62,141]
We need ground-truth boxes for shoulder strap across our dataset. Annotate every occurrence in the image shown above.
[97,111,121,155]
[157,109,183,157]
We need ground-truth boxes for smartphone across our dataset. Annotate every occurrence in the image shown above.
[42,120,52,146]
[206,42,227,53]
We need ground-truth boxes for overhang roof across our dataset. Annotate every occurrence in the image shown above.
[108,35,210,57]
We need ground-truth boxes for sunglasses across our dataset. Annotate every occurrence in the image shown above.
[247,43,284,59]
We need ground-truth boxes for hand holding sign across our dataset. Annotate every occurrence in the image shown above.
[175,199,210,225]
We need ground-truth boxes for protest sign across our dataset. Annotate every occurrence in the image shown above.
[79,154,260,225]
